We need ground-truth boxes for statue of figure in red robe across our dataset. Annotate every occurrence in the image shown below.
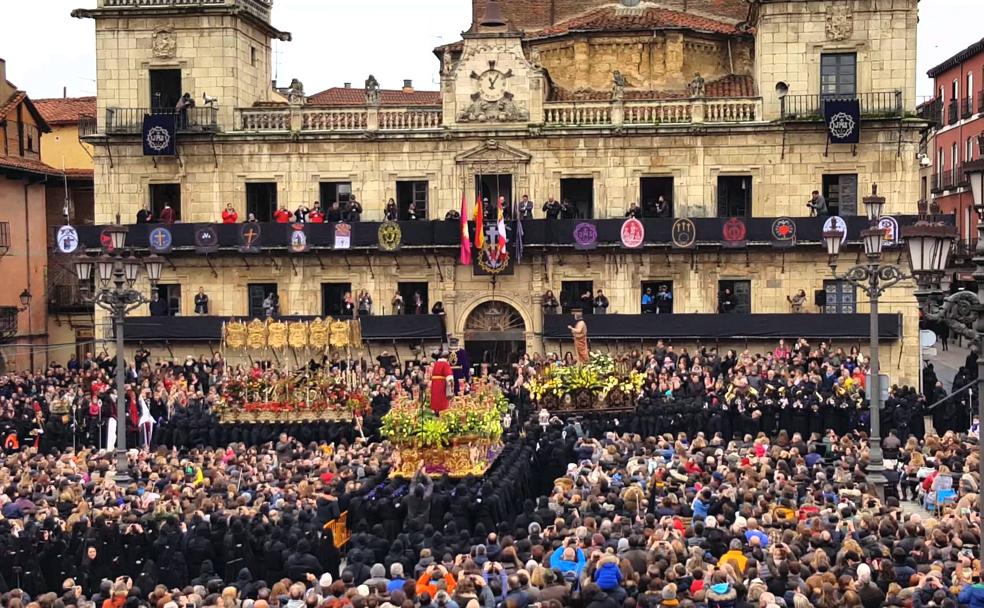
[430,353,452,414]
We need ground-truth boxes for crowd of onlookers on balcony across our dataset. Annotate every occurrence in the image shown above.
[131,194,683,226]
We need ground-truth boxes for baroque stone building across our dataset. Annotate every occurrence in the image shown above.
[70,0,927,384]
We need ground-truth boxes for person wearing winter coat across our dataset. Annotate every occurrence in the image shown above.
[959,583,984,608]
[549,542,586,579]
[704,576,737,608]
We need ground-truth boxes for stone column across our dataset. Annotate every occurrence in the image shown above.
[366,106,379,131]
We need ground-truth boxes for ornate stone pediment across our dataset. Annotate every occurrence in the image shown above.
[455,140,532,165]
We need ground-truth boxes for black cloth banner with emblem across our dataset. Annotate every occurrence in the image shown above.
[142,113,177,156]
[823,98,861,144]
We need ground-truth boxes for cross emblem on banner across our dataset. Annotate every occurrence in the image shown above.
[243,228,257,245]
[153,231,168,247]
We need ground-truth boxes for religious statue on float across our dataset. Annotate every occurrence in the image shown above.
[430,349,453,414]
[568,309,589,364]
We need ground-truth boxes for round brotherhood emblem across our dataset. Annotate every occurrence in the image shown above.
[145,125,171,152]
[620,217,645,248]
[56,225,79,254]
[722,217,747,242]
[573,222,598,249]
[100,228,115,251]
[771,217,796,241]
[195,225,218,249]
[148,227,173,252]
[671,218,696,248]
[822,216,848,244]
[828,112,856,140]
[378,221,402,251]
[877,216,900,245]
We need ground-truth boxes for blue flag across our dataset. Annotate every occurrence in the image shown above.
[823,98,861,144]
[142,113,176,156]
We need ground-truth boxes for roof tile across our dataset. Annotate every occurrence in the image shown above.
[551,74,756,101]
[34,96,97,125]
[306,88,441,107]
[528,6,740,39]
[0,155,63,177]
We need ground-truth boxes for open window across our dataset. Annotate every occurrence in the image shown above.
[560,280,593,314]
[321,283,352,317]
[716,176,751,217]
[822,174,858,216]
[246,182,278,222]
[398,282,429,315]
[396,181,428,220]
[247,283,278,318]
[149,68,182,110]
[641,280,674,314]
[150,284,181,316]
[640,177,673,218]
[718,280,751,314]
[149,183,180,222]
[561,178,593,219]
[475,174,512,218]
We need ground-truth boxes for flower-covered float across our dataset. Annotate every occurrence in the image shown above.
[216,371,367,423]
[527,352,645,411]
[381,380,508,478]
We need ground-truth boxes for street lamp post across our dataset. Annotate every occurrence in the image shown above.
[908,132,984,564]
[823,184,911,498]
[74,224,163,483]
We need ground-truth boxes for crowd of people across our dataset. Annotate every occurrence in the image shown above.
[0,338,982,608]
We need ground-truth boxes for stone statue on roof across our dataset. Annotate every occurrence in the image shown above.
[365,75,380,106]
[287,78,305,105]
[689,72,706,98]
[611,70,627,101]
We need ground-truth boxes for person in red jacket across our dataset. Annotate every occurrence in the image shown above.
[158,203,176,224]
[273,207,292,223]
[221,203,238,223]
[308,203,325,223]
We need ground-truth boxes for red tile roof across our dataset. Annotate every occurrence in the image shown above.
[0,91,52,132]
[551,74,756,101]
[34,96,97,125]
[0,154,62,177]
[527,6,741,39]
[307,87,441,107]
[0,91,27,119]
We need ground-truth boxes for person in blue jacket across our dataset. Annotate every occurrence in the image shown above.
[549,539,586,580]
[958,582,984,608]
[592,553,625,603]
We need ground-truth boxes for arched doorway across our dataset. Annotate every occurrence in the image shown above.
[463,301,526,371]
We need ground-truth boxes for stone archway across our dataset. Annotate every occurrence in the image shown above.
[462,300,527,369]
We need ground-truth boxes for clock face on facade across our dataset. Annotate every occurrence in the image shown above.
[478,69,507,101]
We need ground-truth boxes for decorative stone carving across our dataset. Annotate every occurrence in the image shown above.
[365,75,380,106]
[286,78,305,106]
[152,27,176,59]
[529,47,542,69]
[826,4,854,41]
[458,92,529,123]
[611,70,627,101]
[689,73,706,98]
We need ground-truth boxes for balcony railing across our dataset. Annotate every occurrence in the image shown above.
[0,222,9,252]
[953,238,979,260]
[963,96,975,119]
[103,107,219,134]
[938,165,970,190]
[948,99,960,125]
[48,284,93,314]
[79,114,97,137]
[979,90,984,114]
[0,307,18,340]
[780,91,903,120]
[235,106,442,133]
[917,97,942,127]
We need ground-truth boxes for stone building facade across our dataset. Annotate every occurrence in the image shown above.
[71,0,927,385]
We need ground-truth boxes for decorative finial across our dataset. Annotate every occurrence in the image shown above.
[871,183,878,196]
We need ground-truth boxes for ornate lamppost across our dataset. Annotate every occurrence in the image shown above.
[822,185,912,497]
[73,224,163,482]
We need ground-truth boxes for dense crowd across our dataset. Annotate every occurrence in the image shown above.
[0,339,981,608]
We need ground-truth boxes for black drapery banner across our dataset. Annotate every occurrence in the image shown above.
[142,113,177,156]
[823,98,861,144]
[542,313,901,340]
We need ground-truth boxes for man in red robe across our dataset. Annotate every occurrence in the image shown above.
[430,352,452,414]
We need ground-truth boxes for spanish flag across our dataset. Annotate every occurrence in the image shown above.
[473,197,485,249]
[459,192,472,265]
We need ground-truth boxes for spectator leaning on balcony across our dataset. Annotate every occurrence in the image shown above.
[194,287,209,315]
[221,203,238,224]
[517,194,534,219]
[808,190,829,217]
[159,203,175,224]
[345,197,363,222]
[136,204,152,224]
[655,195,670,217]
[561,198,577,219]
[175,92,195,128]
[384,198,398,221]
[593,289,609,314]
[626,201,642,218]
[294,203,310,223]
[787,289,807,313]
[273,206,293,223]
[308,203,325,223]
[543,196,561,220]
[542,289,559,315]
[392,290,405,315]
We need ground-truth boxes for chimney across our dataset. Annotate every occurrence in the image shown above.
[0,58,6,85]
[343,82,351,89]
[63,86,68,99]
[403,79,414,93]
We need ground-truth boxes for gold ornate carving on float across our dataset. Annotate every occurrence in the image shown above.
[245,319,267,350]
[224,321,247,349]
[309,318,329,350]
[267,321,288,350]
[287,321,309,350]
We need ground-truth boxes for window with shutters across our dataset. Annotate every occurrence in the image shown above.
[823,280,856,314]
[560,280,593,314]
[716,176,752,217]
[321,283,352,317]
[246,182,278,222]
[822,174,858,216]
[152,284,181,317]
[718,280,751,314]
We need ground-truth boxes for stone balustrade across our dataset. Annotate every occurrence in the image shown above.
[235,106,442,133]
[378,108,443,131]
[544,97,762,127]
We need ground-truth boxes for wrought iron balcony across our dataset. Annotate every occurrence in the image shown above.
[917,97,942,127]
[952,238,979,261]
[79,114,97,137]
[48,284,93,314]
[938,165,970,191]
[0,222,9,255]
[963,96,975,119]
[0,307,19,341]
[103,107,219,135]
[779,91,903,121]
[948,99,960,125]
